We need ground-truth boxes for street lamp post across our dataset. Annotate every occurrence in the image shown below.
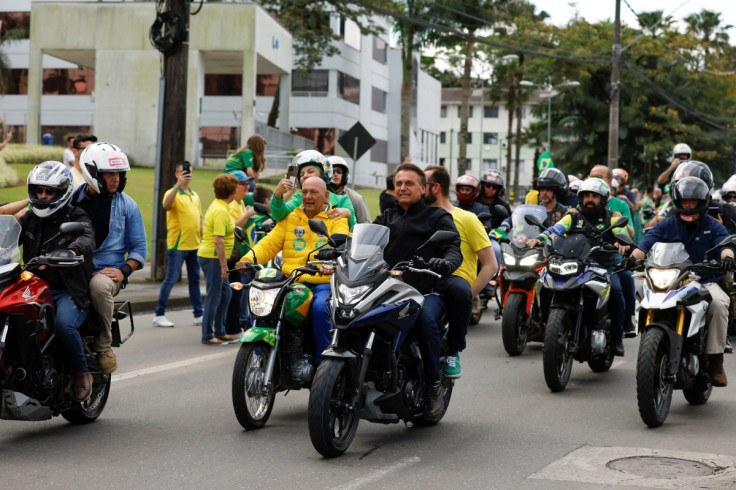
[520,78,580,153]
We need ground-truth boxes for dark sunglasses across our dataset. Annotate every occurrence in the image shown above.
[35,187,58,197]
[483,182,500,189]
[332,168,344,174]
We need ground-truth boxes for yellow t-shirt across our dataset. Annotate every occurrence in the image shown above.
[229,199,246,222]
[164,187,202,251]
[197,199,235,259]
[525,189,539,204]
[450,207,492,287]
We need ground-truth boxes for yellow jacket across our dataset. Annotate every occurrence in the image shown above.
[241,203,349,284]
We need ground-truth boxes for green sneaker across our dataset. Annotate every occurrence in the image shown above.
[443,354,462,378]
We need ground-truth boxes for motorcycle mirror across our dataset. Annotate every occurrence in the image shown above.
[234,227,257,264]
[253,202,271,218]
[524,215,544,228]
[477,212,492,223]
[59,222,85,238]
[416,230,456,256]
[493,204,510,219]
[705,234,736,255]
[614,233,635,247]
[612,216,629,229]
[331,233,349,247]
[308,218,337,247]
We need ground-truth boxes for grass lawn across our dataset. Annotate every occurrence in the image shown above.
[1,164,384,252]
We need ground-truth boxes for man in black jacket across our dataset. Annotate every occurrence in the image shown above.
[373,163,462,416]
[20,162,96,402]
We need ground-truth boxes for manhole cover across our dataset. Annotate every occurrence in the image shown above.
[607,456,715,478]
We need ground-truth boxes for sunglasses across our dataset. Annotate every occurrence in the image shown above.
[36,187,58,197]
[483,183,500,189]
[333,168,344,174]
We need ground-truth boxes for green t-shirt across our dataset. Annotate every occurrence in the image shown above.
[606,195,632,222]
[270,191,357,230]
[224,148,255,174]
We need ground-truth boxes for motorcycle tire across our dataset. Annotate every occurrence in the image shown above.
[308,359,359,458]
[232,342,275,430]
[587,337,614,373]
[412,376,454,427]
[636,328,673,428]
[683,375,712,406]
[502,293,528,356]
[469,296,483,326]
[543,308,574,392]
[61,374,111,424]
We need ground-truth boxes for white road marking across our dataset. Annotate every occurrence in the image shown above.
[112,351,235,383]
[530,445,736,488]
[331,456,421,490]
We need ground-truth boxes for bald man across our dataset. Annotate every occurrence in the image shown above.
[238,176,348,361]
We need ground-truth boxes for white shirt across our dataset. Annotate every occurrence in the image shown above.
[62,148,75,167]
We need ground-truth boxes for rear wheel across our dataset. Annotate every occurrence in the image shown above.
[636,328,673,427]
[308,359,359,458]
[588,330,614,373]
[412,377,454,426]
[683,375,712,405]
[232,342,275,430]
[543,308,574,392]
[502,293,528,356]
[62,374,111,424]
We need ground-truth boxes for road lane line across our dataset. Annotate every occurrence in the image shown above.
[331,456,421,490]
[112,351,235,383]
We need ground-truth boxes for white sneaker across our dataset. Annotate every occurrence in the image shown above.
[153,315,175,328]
[193,316,203,326]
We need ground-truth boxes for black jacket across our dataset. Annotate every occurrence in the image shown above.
[19,205,96,308]
[477,196,512,229]
[373,198,462,293]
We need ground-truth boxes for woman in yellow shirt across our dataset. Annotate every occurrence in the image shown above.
[197,173,239,344]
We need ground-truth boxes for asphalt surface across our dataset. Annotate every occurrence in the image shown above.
[2,304,736,489]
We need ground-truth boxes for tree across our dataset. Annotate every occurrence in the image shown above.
[684,10,732,65]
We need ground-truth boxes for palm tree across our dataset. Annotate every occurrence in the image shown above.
[684,10,732,65]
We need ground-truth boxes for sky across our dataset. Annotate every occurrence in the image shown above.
[529,0,736,38]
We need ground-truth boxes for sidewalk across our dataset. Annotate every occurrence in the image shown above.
[122,261,206,314]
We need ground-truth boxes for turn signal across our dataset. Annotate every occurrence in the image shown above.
[230,282,244,291]
[20,272,34,281]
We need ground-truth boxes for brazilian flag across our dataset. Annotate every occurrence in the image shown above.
[536,151,554,171]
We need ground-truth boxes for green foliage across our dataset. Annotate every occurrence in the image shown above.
[0,144,64,167]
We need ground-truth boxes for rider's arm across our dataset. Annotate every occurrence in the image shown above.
[657,159,680,185]
[122,197,148,269]
[473,246,497,297]
[0,199,29,216]
[332,193,357,230]
[269,193,301,221]
[537,213,574,241]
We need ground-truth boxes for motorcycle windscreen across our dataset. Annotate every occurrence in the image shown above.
[647,242,691,267]
[509,204,546,248]
[345,224,390,281]
[548,233,590,259]
[0,215,22,265]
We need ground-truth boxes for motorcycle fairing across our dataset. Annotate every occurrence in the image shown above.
[239,326,276,346]
[349,299,422,351]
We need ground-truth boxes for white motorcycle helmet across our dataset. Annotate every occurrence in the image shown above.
[672,143,692,161]
[79,142,130,195]
[27,161,74,218]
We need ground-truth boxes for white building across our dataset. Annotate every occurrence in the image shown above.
[438,87,541,200]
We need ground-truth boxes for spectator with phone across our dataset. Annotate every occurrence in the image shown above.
[224,134,266,192]
[154,161,204,328]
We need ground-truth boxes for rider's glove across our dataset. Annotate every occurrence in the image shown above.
[621,256,638,270]
[428,257,453,276]
[315,249,336,261]
[721,256,735,271]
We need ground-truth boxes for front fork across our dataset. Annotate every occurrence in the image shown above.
[569,293,585,354]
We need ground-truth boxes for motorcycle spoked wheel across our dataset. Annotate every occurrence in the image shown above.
[501,293,528,356]
[636,328,673,428]
[61,374,111,424]
[232,342,275,430]
[308,359,359,458]
[543,308,574,392]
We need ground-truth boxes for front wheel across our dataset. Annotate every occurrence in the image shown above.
[232,342,275,430]
[683,375,712,406]
[61,374,111,424]
[308,359,360,458]
[636,328,673,427]
[502,293,528,356]
[543,308,574,392]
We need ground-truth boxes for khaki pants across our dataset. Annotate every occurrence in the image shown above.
[704,282,729,354]
[90,272,122,353]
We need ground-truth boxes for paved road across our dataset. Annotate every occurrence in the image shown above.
[2,307,736,489]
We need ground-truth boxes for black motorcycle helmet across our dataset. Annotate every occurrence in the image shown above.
[670,160,714,190]
[537,168,568,198]
[672,176,710,224]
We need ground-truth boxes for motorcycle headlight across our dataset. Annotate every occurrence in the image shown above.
[519,251,542,268]
[338,283,371,305]
[502,252,516,266]
[249,287,280,317]
[647,268,679,290]
[548,257,580,276]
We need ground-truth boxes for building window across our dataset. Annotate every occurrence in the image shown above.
[4,69,28,94]
[0,12,31,39]
[458,132,472,144]
[338,71,360,104]
[457,106,473,118]
[483,159,498,170]
[201,126,241,157]
[483,132,498,145]
[292,70,329,96]
[439,158,446,167]
[440,106,447,118]
[440,132,446,144]
[340,17,361,51]
[42,69,95,95]
[257,75,279,96]
[39,126,92,147]
[466,159,472,170]
[373,37,387,63]
[371,139,388,163]
[205,74,241,96]
[293,128,336,155]
[371,86,386,113]
[484,105,499,118]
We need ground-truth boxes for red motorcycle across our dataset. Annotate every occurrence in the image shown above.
[0,216,133,424]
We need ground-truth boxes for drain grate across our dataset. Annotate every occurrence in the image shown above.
[607,456,716,478]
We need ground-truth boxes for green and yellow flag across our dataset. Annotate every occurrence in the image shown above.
[536,151,554,171]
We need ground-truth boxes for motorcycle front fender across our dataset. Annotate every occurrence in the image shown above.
[642,321,683,378]
[550,290,579,310]
[239,326,276,347]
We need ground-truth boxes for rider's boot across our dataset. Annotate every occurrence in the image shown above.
[708,354,728,387]
[612,336,625,357]
[424,380,443,416]
[73,370,93,402]
[98,349,118,374]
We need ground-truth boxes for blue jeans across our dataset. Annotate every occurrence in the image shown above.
[307,283,332,363]
[441,276,472,354]
[198,256,232,340]
[415,293,445,382]
[608,271,625,340]
[52,291,90,374]
[614,256,636,320]
[156,249,203,318]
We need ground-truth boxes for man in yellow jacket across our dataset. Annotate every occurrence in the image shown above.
[237,176,348,360]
